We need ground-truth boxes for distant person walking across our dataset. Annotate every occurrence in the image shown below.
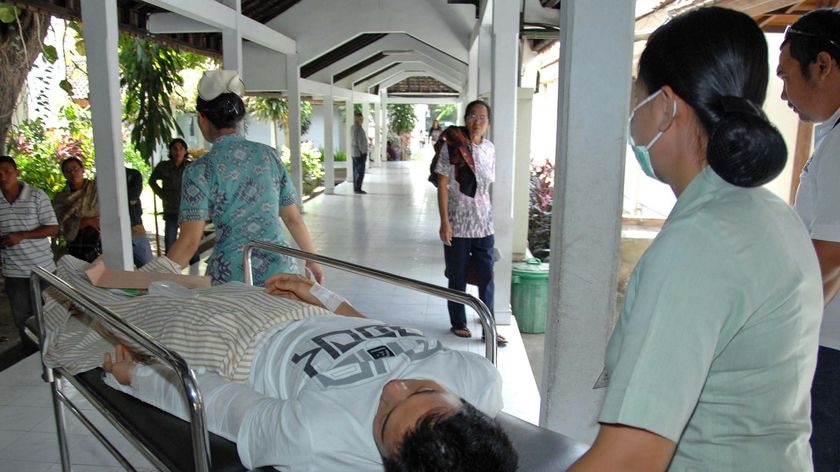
[149,138,199,266]
[429,119,443,145]
[351,111,369,194]
[435,100,506,346]
[0,155,57,353]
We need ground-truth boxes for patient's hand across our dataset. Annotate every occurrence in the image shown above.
[103,344,138,385]
[264,273,324,308]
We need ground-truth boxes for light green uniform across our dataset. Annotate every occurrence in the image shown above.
[600,167,822,471]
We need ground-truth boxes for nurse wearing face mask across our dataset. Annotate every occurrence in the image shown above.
[570,7,823,472]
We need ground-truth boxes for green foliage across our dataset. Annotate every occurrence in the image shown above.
[118,35,206,163]
[6,118,70,198]
[6,102,151,198]
[388,104,417,135]
[247,97,313,136]
[319,148,346,162]
[0,3,20,23]
[528,160,554,262]
[281,142,324,196]
[432,104,457,123]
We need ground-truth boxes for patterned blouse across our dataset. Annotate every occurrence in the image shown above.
[435,138,495,238]
[180,134,299,285]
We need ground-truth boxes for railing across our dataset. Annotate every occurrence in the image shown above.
[242,242,498,364]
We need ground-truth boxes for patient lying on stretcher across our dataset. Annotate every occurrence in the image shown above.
[101,273,518,472]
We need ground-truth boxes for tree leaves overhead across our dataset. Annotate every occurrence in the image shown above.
[118,35,205,162]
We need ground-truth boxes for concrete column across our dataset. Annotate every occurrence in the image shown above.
[324,90,335,194]
[362,102,372,168]
[373,102,383,167]
[380,91,389,163]
[345,98,354,182]
[286,53,303,209]
[478,25,492,98]
[467,38,479,102]
[221,0,242,73]
[540,0,634,443]
[81,0,131,270]
[489,0,518,325]
[513,88,534,261]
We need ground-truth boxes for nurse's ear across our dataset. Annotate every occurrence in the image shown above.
[655,85,680,133]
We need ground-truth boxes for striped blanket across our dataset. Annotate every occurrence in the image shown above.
[41,256,330,382]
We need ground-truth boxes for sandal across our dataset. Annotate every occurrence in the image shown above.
[450,327,473,338]
[482,334,509,347]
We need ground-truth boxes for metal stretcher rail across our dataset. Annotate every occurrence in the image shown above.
[30,267,214,472]
[242,242,498,364]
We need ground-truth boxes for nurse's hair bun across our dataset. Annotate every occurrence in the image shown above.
[706,96,786,188]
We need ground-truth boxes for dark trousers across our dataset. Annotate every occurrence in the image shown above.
[352,154,367,191]
[163,213,200,265]
[811,345,840,471]
[4,276,38,350]
[443,235,494,329]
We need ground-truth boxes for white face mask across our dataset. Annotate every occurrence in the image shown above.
[628,89,677,180]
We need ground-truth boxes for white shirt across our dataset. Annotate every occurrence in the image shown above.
[108,315,503,471]
[793,105,840,350]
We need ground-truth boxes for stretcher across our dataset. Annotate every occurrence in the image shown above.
[31,243,589,471]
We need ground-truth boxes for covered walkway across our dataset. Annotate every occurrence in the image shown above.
[0,160,540,470]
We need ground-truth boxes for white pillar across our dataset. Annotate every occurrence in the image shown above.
[380,91,389,163]
[467,38,479,102]
[81,0,131,270]
[489,0,518,326]
[324,90,335,194]
[362,102,372,168]
[540,0,634,443]
[286,53,303,209]
[373,101,383,167]
[513,88,534,261]
[221,0,242,73]
[345,98,354,183]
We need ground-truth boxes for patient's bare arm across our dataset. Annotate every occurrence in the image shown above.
[263,273,366,318]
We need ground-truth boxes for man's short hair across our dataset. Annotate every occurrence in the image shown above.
[783,8,840,78]
[0,155,17,169]
[354,112,363,118]
[382,401,518,472]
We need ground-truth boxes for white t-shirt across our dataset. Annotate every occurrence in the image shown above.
[111,315,503,472]
[794,105,840,350]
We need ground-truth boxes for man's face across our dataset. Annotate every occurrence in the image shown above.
[777,44,821,122]
[62,160,85,190]
[0,162,19,193]
[355,115,364,125]
[372,379,462,458]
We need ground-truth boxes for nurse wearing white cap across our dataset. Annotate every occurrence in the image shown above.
[167,70,323,285]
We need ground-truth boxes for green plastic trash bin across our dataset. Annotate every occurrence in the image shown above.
[511,258,550,334]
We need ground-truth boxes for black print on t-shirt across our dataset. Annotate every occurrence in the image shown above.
[292,324,440,385]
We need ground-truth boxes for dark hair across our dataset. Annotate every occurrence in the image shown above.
[382,401,518,472]
[168,138,188,158]
[782,8,840,79]
[638,7,786,188]
[464,100,491,123]
[60,156,84,173]
[196,92,246,129]
[354,111,363,118]
[0,155,17,169]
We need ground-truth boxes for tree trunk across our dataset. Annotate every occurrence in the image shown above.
[0,9,50,153]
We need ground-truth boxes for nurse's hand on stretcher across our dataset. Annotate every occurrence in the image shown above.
[264,273,366,318]
[103,344,138,385]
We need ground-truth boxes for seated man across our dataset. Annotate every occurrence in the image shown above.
[103,273,518,472]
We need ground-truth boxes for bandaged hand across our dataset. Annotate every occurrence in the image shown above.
[263,273,347,313]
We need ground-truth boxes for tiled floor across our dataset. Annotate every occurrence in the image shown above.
[0,159,540,471]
